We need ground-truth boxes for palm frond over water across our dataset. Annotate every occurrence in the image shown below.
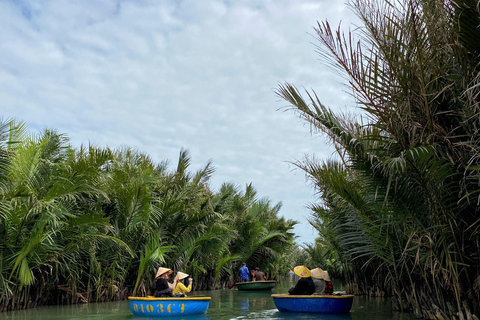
[277,0,480,318]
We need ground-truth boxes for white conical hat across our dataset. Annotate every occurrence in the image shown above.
[155,267,172,279]
[310,267,325,279]
[176,271,189,280]
[323,270,331,281]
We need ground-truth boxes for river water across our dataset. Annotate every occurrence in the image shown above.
[0,280,417,320]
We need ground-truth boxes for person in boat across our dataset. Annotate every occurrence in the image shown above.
[172,271,193,297]
[310,267,326,295]
[239,262,250,282]
[154,267,178,297]
[288,265,315,295]
[253,267,265,281]
[323,270,334,294]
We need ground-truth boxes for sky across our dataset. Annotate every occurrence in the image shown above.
[0,0,359,244]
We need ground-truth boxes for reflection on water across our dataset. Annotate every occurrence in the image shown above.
[214,287,354,320]
[238,291,272,311]
[0,280,418,320]
[130,315,210,320]
[227,307,354,320]
[0,301,132,320]
[240,297,249,311]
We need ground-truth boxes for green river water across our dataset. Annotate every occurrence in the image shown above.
[0,280,417,320]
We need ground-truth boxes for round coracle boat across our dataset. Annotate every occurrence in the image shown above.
[235,280,276,291]
[128,296,211,317]
[271,293,354,314]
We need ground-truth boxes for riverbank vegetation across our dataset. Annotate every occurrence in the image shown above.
[277,0,480,319]
[0,118,297,311]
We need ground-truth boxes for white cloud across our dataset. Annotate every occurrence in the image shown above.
[0,0,360,244]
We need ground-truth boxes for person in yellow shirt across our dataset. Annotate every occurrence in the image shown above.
[172,271,193,296]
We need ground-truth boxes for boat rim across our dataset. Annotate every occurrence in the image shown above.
[128,296,211,301]
[271,294,354,299]
[235,280,276,284]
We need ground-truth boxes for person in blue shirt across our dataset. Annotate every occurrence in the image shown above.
[239,263,250,282]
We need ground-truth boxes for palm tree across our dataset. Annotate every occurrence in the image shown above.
[0,120,299,310]
[0,124,132,307]
[277,0,480,318]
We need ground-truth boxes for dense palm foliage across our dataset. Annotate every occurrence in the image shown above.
[0,118,297,311]
[277,0,480,319]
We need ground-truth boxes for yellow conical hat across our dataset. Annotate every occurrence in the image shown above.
[293,265,311,278]
[310,267,325,279]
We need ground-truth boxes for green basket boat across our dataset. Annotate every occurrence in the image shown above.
[235,280,276,291]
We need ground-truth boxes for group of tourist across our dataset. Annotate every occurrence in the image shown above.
[239,263,266,282]
[288,265,334,295]
[155,264,331,297]
[154,267,193,297]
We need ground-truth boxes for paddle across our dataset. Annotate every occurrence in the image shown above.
[228,281,237,289]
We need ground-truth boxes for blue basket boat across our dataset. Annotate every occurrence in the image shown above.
[271,294,354,314]
[128,296,211,317]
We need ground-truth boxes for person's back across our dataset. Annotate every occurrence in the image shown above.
[288,265,315,295]
[312,278,325,295]
[154,267,174,297]
[310,267,326,295]
[239,263,249,282]
[322,270,334,294]
[254,271,265,281]
[288,276,315,295]
[324,280,334,294]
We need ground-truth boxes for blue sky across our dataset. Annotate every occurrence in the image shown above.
[1,0,359,244]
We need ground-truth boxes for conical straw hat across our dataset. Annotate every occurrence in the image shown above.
[176,271,189,280]
[323,270,331,281]
[310,267,325,279]
[293,265,311,278]
[155,267,172,279]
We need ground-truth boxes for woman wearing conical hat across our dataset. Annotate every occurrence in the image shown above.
[172,271,193,297]
[154,267,177,297]
[287,265,315,295]
[310,267,326,295]
[323,270,334,295]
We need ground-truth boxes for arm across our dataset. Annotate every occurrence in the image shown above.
[176,282,192,293]
[168,276,179,290]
